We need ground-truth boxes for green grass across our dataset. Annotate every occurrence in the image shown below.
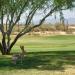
[11,35,75,52]
[0,35,75,75]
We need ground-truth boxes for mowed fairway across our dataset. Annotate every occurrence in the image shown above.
[12,35,75,52]
[0,35,75,75]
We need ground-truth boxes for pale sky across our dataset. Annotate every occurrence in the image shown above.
[45,8,75,24]
[20,8,75,24]
[3,8,75,24]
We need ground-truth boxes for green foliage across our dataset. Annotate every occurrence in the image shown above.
[0,0,74,16]
[53,0,75,10]
[0,0,75,55]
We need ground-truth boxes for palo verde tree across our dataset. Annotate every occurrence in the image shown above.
[0,0,75,55]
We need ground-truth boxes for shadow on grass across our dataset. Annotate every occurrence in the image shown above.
[0,51,75,71]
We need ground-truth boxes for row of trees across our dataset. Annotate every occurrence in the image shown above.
[0,0,75,55]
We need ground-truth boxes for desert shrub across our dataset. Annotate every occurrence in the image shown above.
[55,23,66,31]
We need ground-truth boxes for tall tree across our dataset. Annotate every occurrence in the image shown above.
[0,0,75,55]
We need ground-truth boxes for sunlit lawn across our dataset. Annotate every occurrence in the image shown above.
[0,35,75,75]
[10,35,75,52]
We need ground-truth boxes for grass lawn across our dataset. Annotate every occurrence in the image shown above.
[0,35,75,75]
[11,35,75,52]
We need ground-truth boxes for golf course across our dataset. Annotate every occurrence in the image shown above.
[0,35,75,75]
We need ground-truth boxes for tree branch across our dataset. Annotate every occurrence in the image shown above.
[0,10,4,34]
[18,8,37,35]
[20,6,58,36]
[26,8,37,25]
[7,0,29,35]
[8,6,58,52]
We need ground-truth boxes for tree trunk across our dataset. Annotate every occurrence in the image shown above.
[0,33,11,55]
[0,32,21,55]
[6,34,21,55]
[0,43,9,55]
[0,43,5,55]
[1,33,7,54]
[0,43,11,55]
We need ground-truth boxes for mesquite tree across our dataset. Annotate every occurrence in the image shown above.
[0,0,74,55]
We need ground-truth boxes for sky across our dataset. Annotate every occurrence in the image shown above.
[20,8,75,25]
[3,8,75,25]
[46,9,75,24]
[34,8,75,24]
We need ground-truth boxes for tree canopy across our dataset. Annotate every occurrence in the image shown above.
[0,0,75,55]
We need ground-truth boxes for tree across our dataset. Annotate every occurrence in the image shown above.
[0,0,75,55]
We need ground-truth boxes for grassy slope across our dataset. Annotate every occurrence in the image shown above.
[0,35,75,75]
